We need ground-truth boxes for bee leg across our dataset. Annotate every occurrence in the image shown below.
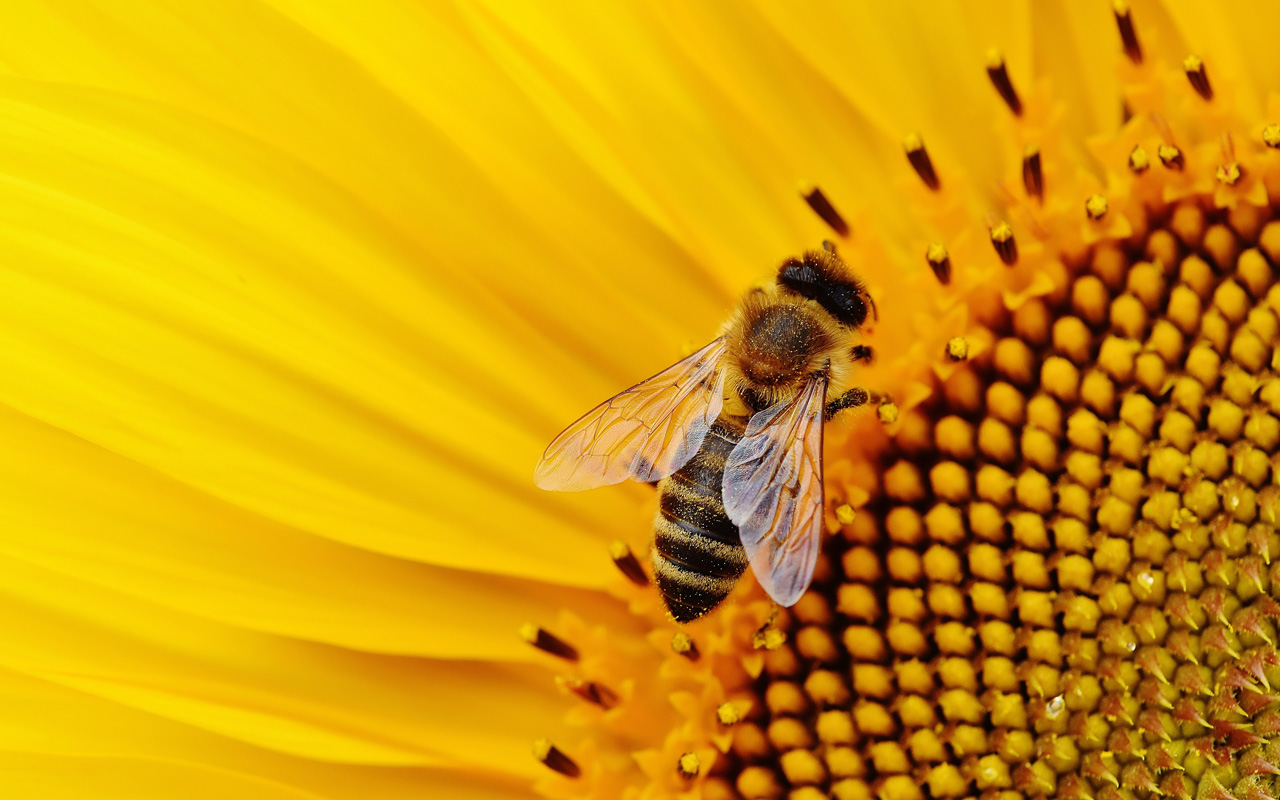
[849,345,874,363]
[825,387,870,420]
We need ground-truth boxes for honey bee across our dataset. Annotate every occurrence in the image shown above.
[535,248,877,622]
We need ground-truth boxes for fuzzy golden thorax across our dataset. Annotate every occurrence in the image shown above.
[721,286,866,415]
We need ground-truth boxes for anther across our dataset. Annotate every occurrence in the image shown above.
[800,185,850,238]
[671,631,700,661]
[989,220,1018,266]
[904,133,940,190]
[1085,194,1109,221]
[1113,1,1142,64]
[1158,144,1184,171]
[1022,146,1043,200]
[925,243,951,285]
[1217,162,1242,186]
[556,676,619,709]
[520,623,579,661]
[834,503,856,525]
[609,540,649,586]
[717,702,745,726]
[985,50,1022,115]
[877,400,899,425]
[946,337,969,361]
[1129,145,1150,173]
[753,626,786,651]
[533,738,581,778]
[676,753,700,779]
[1264,125,1280,149]
[1183,55,1213,100]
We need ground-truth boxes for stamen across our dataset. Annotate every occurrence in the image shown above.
[752,626,786,651]
[676,753,700,779]
[670,631,700,661]
[926,243,951,285]
[985,50,1022,116]
[1217,162,1242,186]
[1129,145,1150,173]
[533,738,581,778]
[946,337,969,361]
[520,623,580,661]
[1085,194,1109,221]
[717,702,744,726]
[1158,144,1184,171]
[877,400,899,425]
[1183,55,1213,100]
[609,540,649,586]
[1113,0,1142,64]
[903,133,940,190]
[556,676,619,709]
[834,503,857,525]
[1022,146,1043,201]
[1264,125,1280,149]
[800,185,850,237]
[989,220,1018,266]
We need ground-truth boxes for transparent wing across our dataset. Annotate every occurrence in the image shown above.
[534,339,727,491]
[722,376,826,606]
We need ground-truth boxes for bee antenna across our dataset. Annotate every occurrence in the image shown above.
[866,292,879,323]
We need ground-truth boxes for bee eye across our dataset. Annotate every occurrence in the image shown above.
[777,257,869,328]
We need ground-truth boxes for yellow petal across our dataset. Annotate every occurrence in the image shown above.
[0,553,564,772]
[0,752,325,800]
[0,77,639,582]
[0,404,640,660]
[0,668,526,800]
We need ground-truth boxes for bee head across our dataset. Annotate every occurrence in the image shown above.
[776,250,871,329]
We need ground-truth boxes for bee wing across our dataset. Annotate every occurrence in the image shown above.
[722,376,826,607]
[534,338,727,491]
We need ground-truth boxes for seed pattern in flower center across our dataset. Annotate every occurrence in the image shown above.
[731,208,1280,800]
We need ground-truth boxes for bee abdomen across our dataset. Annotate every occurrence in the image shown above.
[651,417,749,623]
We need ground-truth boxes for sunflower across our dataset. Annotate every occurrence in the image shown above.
[2,2,1280,800]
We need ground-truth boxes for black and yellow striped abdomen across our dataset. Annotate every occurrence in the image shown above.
[651,415,750,623]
